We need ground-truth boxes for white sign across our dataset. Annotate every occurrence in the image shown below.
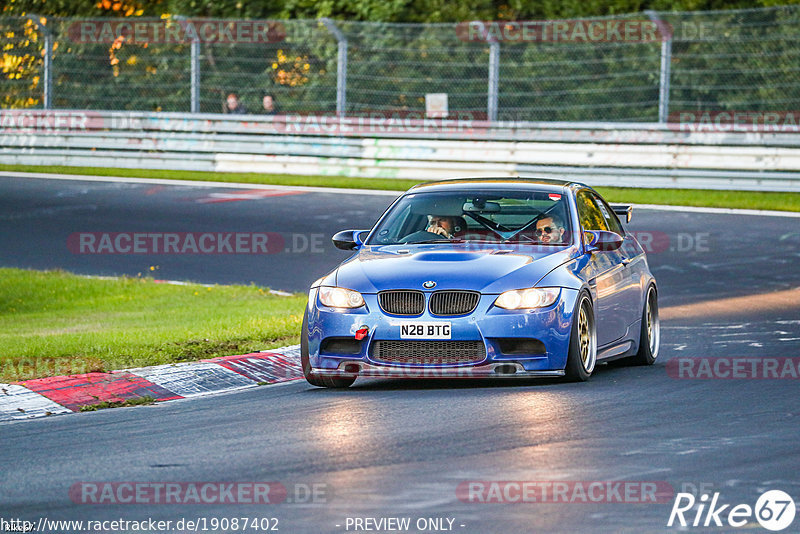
[425,93,448,118]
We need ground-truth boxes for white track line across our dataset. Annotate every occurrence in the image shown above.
[630,203,800,218]
[81,274,294,296]
[0,171,403,196]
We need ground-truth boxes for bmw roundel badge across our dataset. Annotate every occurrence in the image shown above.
[422,281,436,289]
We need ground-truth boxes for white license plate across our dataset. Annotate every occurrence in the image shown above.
[399,322,451,339]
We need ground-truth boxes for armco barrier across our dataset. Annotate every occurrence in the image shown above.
[2,111,800,191]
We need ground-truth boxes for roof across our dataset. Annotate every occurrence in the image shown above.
[408,176,587,193]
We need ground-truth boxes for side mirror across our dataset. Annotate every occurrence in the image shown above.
[332,229,370,250]
[584,230,623,252]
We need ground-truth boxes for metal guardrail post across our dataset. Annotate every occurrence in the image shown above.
[25,14,52,110]
[322,18,347,117]
[646,11,672,123]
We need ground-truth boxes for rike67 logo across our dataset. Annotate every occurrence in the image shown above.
[668,490,796,531]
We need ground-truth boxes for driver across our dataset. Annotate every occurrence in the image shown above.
[535,215,566,244]
[426,215,459,238]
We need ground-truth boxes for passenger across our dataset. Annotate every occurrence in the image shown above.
[535,215,566,244]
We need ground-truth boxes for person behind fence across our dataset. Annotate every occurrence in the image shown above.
[223,92,248,114]
[535,215,566,244]
[262,94,277,115]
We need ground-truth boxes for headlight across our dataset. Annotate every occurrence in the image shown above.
[494,287,560,310]
[318,286,365,309]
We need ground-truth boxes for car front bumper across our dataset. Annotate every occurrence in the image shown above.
[307,288,579,378]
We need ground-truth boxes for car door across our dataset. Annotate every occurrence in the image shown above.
[575,190,628,347]
[594,194,645,334]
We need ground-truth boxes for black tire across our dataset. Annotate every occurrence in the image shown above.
[630,285,659,366]
[301,309,356,388]
[564,292,597,382]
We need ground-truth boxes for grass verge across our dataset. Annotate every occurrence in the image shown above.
[0,268,306,382]
[1,164,799,212]
[79,396,155,412]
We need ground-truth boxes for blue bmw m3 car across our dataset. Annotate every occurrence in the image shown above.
[302,178,659,387]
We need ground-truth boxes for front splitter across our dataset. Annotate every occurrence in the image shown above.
[313,360,565,378]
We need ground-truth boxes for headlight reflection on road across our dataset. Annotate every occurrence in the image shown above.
[661,287,800,320]
[500,390,578,451]
[301,398,393,511]
[308,398,382,455]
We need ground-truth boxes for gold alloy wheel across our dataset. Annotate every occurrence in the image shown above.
[578,299,596,373]
[646,288,660,358]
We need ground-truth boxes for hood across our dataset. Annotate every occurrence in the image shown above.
[334,244,577,294]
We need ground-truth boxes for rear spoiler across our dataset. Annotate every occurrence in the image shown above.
[611,204,633,223]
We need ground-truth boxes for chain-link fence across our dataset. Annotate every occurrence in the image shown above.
[2,5,800,122]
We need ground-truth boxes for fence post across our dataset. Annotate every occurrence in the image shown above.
[25,14,52,110]
[472,22,499,122]
[191,38,200,113]
[646,10,672,123]
[321,18,347,117]
[175,16,200,113]
[488,41,499,122]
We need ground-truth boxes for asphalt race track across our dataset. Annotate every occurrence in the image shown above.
[1,175,799,533]
[0,175,394,292]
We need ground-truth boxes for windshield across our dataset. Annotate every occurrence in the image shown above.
[367,189,573,246]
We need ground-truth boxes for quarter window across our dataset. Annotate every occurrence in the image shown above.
[596,196,624,235]
[576,190,609,232]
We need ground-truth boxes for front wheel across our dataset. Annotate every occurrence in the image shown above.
[564,292,597,381]
[301,309,356,388]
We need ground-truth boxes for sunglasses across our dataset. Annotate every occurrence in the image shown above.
[534,226,557,235]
